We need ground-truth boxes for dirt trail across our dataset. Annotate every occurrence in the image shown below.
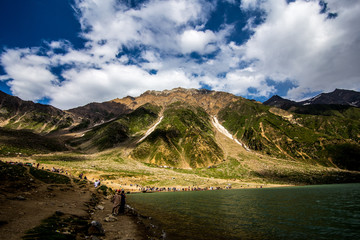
[0,165,147,240]
[0,178,91,239]
[91,195,147,240]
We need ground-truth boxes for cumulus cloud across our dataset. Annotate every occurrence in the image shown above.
[242,0,360,100]
[1,48,57,100]
[180,30,217,54]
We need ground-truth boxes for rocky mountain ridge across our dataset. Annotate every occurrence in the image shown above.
[264,88,360,109]
[112,87,239,114]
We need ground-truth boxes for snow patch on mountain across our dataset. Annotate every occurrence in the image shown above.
[212,116,250,151]
[137,116,163,143]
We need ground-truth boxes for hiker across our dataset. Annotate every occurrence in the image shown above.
[94,180,100,188]
[111,191,122,216]
[119,190,126,214]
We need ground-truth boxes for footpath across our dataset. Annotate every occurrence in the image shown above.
[0,162,149,240]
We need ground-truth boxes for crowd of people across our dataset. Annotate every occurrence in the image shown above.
[138,185,232,192]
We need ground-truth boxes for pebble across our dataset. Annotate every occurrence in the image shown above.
[16,196,26,201]
[95,205,104,210]
[104,215,117,222]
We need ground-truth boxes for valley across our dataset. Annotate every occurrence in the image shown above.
[1,88,360,191]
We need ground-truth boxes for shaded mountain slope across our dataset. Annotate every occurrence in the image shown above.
[69,103,162,151]
[263,95,299,110]
[0,90,73,134]
[67,101,131,127]
[0,127,66,156]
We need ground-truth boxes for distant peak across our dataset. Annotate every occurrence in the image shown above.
[269,95,283,99]
[141,87,214,97]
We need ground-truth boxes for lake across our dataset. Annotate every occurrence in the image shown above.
[128,184,360,240]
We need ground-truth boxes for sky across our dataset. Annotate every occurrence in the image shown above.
[0,0,359,110]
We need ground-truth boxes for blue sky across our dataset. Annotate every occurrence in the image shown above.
[0,0,359,109]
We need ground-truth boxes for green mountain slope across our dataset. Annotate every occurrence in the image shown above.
[131,102,223,168]
[218,99,360,170]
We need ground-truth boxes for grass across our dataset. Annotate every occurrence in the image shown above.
[35,154,87,163]
[0,128,66,156]
[23,212,89,240]
[29,168,71,184]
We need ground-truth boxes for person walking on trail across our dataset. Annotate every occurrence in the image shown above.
[111,191,122,216]
[94,180,100,188]
[119,190,126,214]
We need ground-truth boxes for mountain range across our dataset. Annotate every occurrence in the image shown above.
[264,88,360,109]
[0,88,359,173]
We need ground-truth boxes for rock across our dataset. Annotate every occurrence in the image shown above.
[88,221,105,236]
[16,196,26,201]
[95,205,104,210]
[104,215,117,222]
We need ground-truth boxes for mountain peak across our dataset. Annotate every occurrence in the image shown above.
[263,95,298,109]
[300,88,360,107]
[112,87,239,114]
[264,89,360,108]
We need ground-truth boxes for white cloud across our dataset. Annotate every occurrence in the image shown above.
[240,0,265,10]
[242,0,360,100]
[209,67,273,97]
[1,48,57,101]
[180,30,217,54]
[75,0,213,53]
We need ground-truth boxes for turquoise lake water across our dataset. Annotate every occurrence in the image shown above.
[128,183,360,240]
